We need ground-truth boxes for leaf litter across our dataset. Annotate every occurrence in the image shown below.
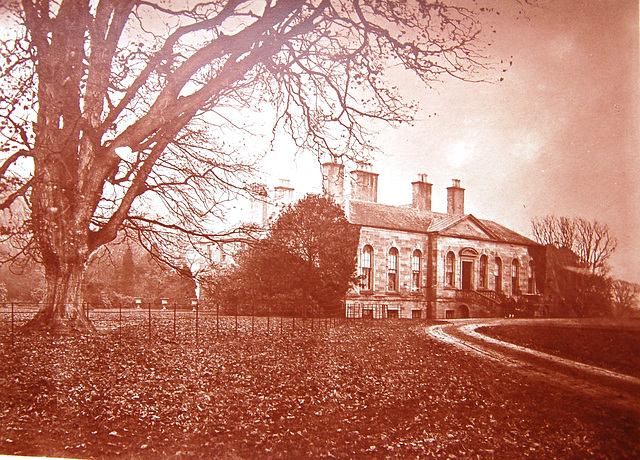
[0,319,638,458]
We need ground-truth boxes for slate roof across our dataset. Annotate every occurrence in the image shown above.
[476,219,538,246]
[348,200,435,233]
[347,200,538,246]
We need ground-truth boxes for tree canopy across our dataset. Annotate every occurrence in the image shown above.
[1,0,510,332]
[531,215,617,275]
[531,216,618,317]
[208,194,360,317]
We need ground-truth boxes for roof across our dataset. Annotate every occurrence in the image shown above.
[348,200,435,233]
[347,200,538,246]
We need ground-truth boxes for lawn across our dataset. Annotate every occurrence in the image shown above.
[0,318,638,459]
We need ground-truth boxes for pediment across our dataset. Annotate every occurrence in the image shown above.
[438,215,497,240]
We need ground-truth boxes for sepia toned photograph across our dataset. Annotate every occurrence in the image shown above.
[0,0,638,458]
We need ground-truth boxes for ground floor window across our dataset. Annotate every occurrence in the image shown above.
[495,257,503,293]
[528,260,536,293]
[512,259,520,295]
[388,247,399,292]
[361,245,373,291]
[479,255,488,289]
[446,251,455,286]
[412,249,422,291]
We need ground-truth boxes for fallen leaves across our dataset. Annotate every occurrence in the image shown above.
[0,318,638,458]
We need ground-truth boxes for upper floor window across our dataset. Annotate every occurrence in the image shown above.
[479,255,488,289]
[511,259,520,295]
[388,248,399,292]
[361,245,373,290]
[412,250,422,291]
[445,251,455,287]
[528,260,536,294]
[495,257,503,293]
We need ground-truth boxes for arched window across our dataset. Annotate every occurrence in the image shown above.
[511,259,520,295]
[412,250,422,291]
[388,248,399,292]
[361,245,373,291]
[495,257,503,293]
[528,260,536,294]
[445,251,455,287]
[479,255,488,289]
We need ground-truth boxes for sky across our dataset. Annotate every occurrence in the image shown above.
[260,0,640,284]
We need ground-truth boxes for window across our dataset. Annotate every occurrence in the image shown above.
[495,257,503,293]
[479,255,488,289]
[412,250,422,291]
[511,259,520,295]
[361,245,373,290]
[388,248,399,292]
[445,252,455,287]
[528,260,536,294]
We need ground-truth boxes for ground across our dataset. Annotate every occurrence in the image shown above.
[0,316,639,458]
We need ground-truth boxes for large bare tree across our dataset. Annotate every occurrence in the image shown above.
[1,0,505,332]
[610,279,639,318]
[531,215,617,275]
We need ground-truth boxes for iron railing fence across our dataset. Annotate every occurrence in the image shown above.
[0,302,346,347]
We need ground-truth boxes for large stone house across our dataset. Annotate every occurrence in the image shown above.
[322,162,544,319]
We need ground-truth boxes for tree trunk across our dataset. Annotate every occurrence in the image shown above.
[25,164,99,334]
[26,261,95,334]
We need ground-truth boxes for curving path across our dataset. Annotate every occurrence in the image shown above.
[425,319,640,413]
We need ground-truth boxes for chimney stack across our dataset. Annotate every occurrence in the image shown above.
[321,162,345,205]
[274,179,294,205]
[447,179,465,215]
[249,183,269,225]
[350,163,378,202]
[412,173,432,212]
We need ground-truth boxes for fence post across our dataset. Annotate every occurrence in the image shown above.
[195,301,199,346]
[173,302,177,341]
[11,302,14,349]
[216,302,219,339]
[267,306,270,335]
[235,304,238,336]
[148,302,152,340]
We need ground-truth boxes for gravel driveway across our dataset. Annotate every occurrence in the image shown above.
[426,318,640,413]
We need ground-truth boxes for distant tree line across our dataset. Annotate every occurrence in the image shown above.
[532,215,638,318]
[0,236,196,307]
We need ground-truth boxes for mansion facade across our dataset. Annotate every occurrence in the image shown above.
[322,163,544,319]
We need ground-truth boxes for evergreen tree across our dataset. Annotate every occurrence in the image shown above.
[213,195,360,317]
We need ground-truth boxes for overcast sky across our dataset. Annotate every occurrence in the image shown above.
[260,0,639,283]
